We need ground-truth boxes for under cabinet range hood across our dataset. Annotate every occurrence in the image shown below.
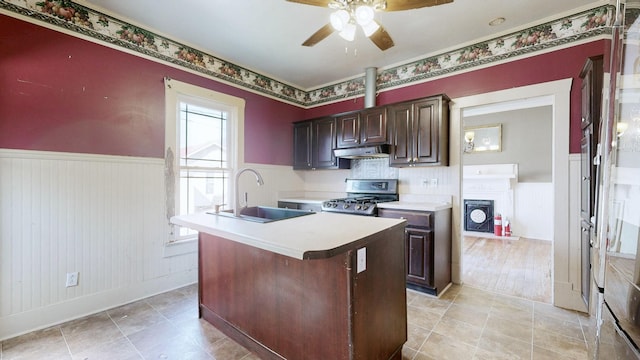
[333,67,391,160]
[334,145,390,159]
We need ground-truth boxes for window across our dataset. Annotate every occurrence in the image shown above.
[178,101,229,238]
[164,78,244,242]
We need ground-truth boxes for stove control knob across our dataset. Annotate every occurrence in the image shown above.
[355,204,361,210]
[332,203,338,208]
[362,205,369,211]
[343,203,350,209]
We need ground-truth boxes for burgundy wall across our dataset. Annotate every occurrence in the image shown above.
[0,14,606,163]
[0,14,305,164]
[306,41,608,154]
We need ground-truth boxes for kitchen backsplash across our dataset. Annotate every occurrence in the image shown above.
[350,158,399,179]
[351,158,453,193]
[296,158,455,204]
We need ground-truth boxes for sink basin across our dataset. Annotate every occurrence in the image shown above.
[208,206,315,223]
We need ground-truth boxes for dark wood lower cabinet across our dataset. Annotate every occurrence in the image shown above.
[378,207,451,296]
[198,225,407,360]
[277,200,321,212]
[406,227,434,288]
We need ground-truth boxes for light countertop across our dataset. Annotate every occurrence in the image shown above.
[377,201,452,212]
[171,212,405,260]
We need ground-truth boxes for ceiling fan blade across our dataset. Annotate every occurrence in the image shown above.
[286,0,333,7]
[384,0,453,11]
[369,24,394,51]
[302,23,335,47]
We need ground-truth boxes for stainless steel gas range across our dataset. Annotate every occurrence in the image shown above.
[321,179,398,216]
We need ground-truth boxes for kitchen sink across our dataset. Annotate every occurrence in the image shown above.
[208,206,315,223]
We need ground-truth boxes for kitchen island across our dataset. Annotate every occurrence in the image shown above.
[171,212,407,360]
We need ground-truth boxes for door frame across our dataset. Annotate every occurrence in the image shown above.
[449,78,587,311]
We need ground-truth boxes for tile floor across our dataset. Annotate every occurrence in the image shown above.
[0,283,590,360]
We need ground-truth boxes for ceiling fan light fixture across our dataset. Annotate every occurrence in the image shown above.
[330,9,350,31]
[355,5,375,26]
[339,22,357,41]
[297,0,450,51]
[361,20,380,37]
[327,0,345,10]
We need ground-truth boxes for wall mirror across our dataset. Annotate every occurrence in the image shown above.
[463,124,502,153]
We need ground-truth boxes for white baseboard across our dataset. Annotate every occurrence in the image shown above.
[0,271,197,341]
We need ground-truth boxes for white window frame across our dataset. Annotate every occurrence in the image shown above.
[164,78,245,252]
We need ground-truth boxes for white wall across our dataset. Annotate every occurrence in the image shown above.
[0,149,306,341]
[463,106,553,182]
[236,163,308,206]
[0,149,196,340]
[514,183,554,241]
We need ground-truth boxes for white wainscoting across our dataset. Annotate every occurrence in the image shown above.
[514,183,554,241]
[462,164,553,241]
[0,149,197,340]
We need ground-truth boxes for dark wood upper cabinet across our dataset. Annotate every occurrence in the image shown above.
[293,121,312,169]
[336,112,360,148]
[579,56,603,221]
[293,94,449,170]
[336,107,387,148]
[312,117,339,169]
[389,95,449,167]
[361,107,388,145]
[387,102,412,164]
[293,117,349,170]
[580,56,603,130]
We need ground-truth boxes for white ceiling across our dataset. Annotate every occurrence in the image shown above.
[81,0,605,90]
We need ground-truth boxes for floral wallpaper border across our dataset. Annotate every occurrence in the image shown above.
[1,0,613,107]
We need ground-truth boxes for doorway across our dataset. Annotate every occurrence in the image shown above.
[449,79,588,312]
[461,102,553,303]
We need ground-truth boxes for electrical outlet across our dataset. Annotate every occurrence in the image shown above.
[357,247,366,273]
[421,178,429,187]
[66,272,79,287]
[430,178,438,186]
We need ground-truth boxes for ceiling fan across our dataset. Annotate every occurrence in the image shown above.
[287,0,453,51]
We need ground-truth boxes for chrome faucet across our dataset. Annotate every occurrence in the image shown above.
[234,168,265,217]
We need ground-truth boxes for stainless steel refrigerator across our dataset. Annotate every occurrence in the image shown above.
[593,0,640,358]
